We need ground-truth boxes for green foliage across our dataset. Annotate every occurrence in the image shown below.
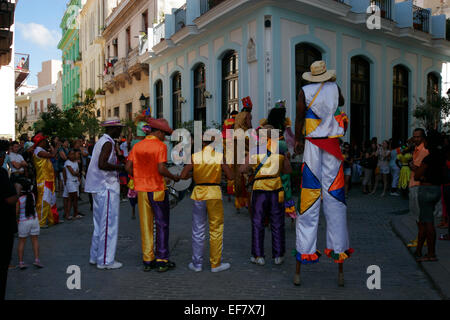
[15,116,28,135]
[413,95,450,131]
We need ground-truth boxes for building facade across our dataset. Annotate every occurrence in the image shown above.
[58,0,86,110]
[101,0,185,121]
[79,0,107,120]
[15,60,62,133]
[144,0,450,146]
[0,0,17,139]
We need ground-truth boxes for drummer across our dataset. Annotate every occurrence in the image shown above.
[125,118,180,272]
[180,136,234,273]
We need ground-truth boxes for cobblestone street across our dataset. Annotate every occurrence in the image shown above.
[5,188,441,300]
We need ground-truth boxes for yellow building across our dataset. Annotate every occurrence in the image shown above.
[79,0,107,120]
[102,0,155,121]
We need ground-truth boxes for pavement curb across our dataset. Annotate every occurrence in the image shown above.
[391,214,450,300]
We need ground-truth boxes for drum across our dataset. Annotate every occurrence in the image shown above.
[167,165,192,192]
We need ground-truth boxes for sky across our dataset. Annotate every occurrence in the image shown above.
[14,0,68,86]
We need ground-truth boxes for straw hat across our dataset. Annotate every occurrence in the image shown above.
[302,60,336,83]
[101,117,125,127]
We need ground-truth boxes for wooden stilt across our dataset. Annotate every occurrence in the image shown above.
[294,260,301,286]
[338,262,344,287]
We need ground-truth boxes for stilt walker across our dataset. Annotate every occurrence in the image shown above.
[294,61,353,286]
[180,141,234,272]
[125,118,180,272]
[85,118,125,269]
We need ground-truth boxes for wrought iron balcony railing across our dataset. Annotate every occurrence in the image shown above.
[413,5,430,33]
[153,21,165,46]
[15,53,29,71]
[370,0,392,20]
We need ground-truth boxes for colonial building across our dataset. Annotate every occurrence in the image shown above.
[58,0,86,110]
[79,0,107,120]
[15,60,62,132]
[101,0,185,121]
[0,0,17,139]
[144,0,450,146]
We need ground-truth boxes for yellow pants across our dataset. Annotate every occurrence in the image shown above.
[192,199,224,268]
[138,191,155,262]
[36,183,55,227]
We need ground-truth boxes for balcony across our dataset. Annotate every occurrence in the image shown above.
[153,21,165,47]
[370,0,392,20]
[15,53,30,91]
[0,0,15,29]
[413,5,430,33]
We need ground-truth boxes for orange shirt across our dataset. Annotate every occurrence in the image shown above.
[128,136,167,192]
[409,142,429,188]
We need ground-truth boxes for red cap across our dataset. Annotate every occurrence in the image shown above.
[147,118,173,135]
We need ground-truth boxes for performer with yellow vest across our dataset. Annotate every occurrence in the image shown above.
[240,125,292,266]
[32,133,59,227]
[180,138,234,272]
[126,118,180,273]
[294,61,353,287]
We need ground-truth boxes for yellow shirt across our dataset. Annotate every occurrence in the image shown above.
[250,152,284,191]
[191,146,223,201]
[33,147,55,184]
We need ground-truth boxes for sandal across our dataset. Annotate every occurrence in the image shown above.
[65,216,73,221]
[416,255,438,262]
[74,215,83,219]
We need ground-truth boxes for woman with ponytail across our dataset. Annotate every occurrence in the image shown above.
[16,178,43,269]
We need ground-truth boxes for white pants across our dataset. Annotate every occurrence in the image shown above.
[89,189,120,266]
[297,140,350,256]
[390,164,400,189]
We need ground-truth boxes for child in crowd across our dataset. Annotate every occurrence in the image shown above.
[16,179,43,269]
[397,145,412,196]
[127,177,137,220]
[63,150,82,220]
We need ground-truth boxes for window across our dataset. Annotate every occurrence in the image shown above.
[295,43,322,99]
[114,106,120,117]
[221,50,239,121]
[172,72,182,129]
[194,64,206,128]
[113,39,118,57]
[142,10,149,33]
[126,27,131,54]
[108,109,111,117]
[47,98,51,107]
[97,109,101,118]
[40,100,44,113]
[427,73,439,105]
[34,102,37,115]
[392,65,409,145]
[155,80,163,119]
[350,56,371,147]
[126,103,132,120]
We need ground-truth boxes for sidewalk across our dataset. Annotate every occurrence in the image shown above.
[391,213,450,299]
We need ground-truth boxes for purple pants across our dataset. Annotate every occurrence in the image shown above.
[148,191,170,261]
[251,190,285,259]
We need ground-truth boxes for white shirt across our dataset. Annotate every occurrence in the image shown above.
[120,142,129,157]
[64,160,79,181]
[34,146,45,158]
[9,152,25,174]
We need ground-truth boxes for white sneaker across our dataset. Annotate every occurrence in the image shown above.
[391,192,400,196]
[188,262,202,272]
[89,259,96,265]
[250,256,265,266]
[97,261,123,270]
[211,263,230,273]
[274,256,284,265]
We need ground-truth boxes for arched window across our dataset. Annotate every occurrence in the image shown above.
[427,73,439,105]
[155,80,163,119]
[194,63,206,129]
[350,56,371,147]
[392,65,409,144]
[172,72,182,128]
[295,43,322,98]
[222,50,239,121]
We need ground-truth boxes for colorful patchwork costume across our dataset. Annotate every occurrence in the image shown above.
[296,81,353,264]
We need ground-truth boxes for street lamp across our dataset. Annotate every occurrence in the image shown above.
[139,93,146,108]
